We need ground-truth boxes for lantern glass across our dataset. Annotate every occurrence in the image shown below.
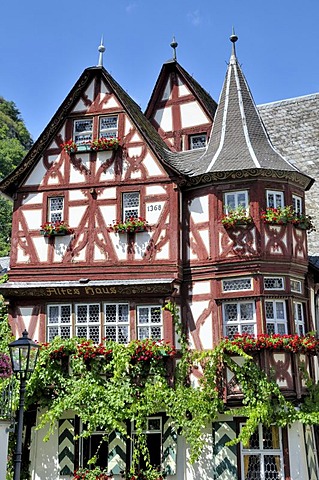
[9,330,40,375]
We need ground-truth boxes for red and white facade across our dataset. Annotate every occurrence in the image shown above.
[1,40,319,480]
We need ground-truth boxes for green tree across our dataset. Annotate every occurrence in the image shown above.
[0,97,33,254]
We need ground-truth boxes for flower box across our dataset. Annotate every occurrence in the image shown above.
[261,206,315,231]
[40,221,74,237]
[222,206,253,229]
[90,137,119,151]
[109,217,149,234]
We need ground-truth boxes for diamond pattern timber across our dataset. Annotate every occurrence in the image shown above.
[58,418,74,476]
[213,421,237,479]
[304,425,319,480]
[162,418,177,475]
[107,429,126,474]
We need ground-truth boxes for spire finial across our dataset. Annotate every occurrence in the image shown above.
[97,36,105,67]
[230,27,238,59]
[170,36,178,61]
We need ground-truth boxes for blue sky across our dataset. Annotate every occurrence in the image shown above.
[0,0,318,140]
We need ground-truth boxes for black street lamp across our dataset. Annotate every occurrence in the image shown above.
[9,330,40,480]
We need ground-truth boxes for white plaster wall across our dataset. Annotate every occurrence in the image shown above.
[143,152,165,177]
[33,237,49,262]
[188,300,212,350]
[23,209,42,230]
[189,196,209,223]
[96,150,113,168]
[124,117,134,136]
[110,232,128,260]
[102,95,121,109]
[69,205,88,226]
[154,107,173,131]
[146,185,166,196]
[190,281,211,297]
[24,160,46,187]
[19,307,40,341]
[162,79,171,101]
[177,76,191,97]
[22,192,43,206]
[180,102,208,128]
[145,201,165,225]
[0,420,11,480]
[98,205,117,225]
[288,422,309,480]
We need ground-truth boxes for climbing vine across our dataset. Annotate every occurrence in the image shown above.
[19,301,319,478]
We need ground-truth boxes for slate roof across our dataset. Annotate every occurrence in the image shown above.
[258,93,319,255]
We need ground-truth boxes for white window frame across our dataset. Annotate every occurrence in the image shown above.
[104,303,130,344]
[292,194,302,214]
[75,303,101,343]
[48,196,64,223]
[265,300,288,335]
[264,277,285,291]
[224,190,249,214]
[137,305,163,340]
[47,304,72,341]
[189,133,207,150]
[223,301,256,339]
[240,424,284,480]
[266,190,284,208]
[293,301,305,335]
[99,115,118,139]
[122,192,140,221]
[222,278,252,292]
[73,118,93,145]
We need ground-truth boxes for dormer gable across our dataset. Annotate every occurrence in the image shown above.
[145,59,217,152]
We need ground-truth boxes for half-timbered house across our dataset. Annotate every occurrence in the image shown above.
[1,34,319,480]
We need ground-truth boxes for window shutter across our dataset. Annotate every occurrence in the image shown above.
[162,418,177,475]
[108,429,127,474]
[213,421,237,480]
[58,418,75,476]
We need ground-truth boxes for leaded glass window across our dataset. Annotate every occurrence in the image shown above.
[223,301,256,339]
[137,306,162,340]
[75,303,100,343]
[73,118,93,145]
[223,278,252,292]
[241,424,284,480]
[49,197,64,223]
[104,303,129,344]
[123,192,140,221]
[265,300,287,335]
[264,278,284,290]
[99,116,118,139]
[189,134,207,149]
[47,304,72,341]
[266,191,284,209]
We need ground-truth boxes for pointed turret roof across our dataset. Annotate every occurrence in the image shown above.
[165,34,313,190]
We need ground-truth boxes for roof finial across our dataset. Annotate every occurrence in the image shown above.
[97,36,105,67]
[170,36,178,61]
[230,27,238,59]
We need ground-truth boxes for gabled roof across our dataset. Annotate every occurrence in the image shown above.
[0,66,181,198]
[164,37,314,190]
[145,59,217,120]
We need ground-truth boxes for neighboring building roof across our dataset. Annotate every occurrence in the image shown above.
[258,93,319,255]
